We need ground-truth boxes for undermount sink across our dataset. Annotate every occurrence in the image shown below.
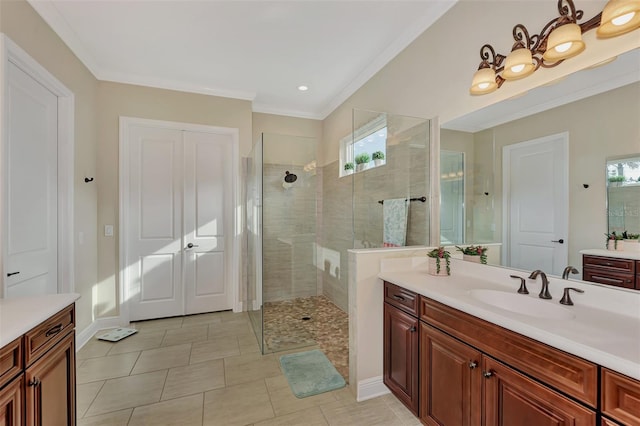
[468,289,575,320]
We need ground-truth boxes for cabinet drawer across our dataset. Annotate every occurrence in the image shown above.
[384,281,419,317]
[0,337,23,389]
[583,255,635,274]
[583,268,635,289]
[420,297,598,407]
[601,368,640,425]
[25,304,75,366]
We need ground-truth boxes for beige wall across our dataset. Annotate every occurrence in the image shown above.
[96,82,253,317]
[1,0,99,332]
[320,0,638,167]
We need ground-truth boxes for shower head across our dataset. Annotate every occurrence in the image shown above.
[284,171,297,183]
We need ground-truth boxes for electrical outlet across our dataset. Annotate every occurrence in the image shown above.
[105,225,114,237]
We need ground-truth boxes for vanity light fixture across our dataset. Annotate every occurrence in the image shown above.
[297,85,309,91]
[597,0,640,37]
[470,0,640,96]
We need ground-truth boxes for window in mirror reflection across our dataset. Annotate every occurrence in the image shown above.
[607,155,640,235]
[440,150,465,245]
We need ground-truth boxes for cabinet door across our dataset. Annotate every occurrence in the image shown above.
[0,375,23,426]
[483,357,595,426]
[420,323,481,426]
[25,332,75,426]
[383,302,419,415]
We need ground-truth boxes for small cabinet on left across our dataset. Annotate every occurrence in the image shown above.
[0,304,76,426]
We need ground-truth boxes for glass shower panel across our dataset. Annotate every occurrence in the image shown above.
[257,133,319,354]
[352,109,431,248]
[246,137,263,353]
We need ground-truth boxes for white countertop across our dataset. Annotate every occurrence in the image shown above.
[378,258,640,380]
[0,293,80,347]
[580,248,640,260]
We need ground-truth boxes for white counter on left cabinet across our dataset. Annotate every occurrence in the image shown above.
[0,293,80,347]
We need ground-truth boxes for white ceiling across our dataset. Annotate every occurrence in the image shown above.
[29,0,457,119]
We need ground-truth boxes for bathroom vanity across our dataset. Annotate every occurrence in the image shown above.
[0,294,79,425]
[581,249,640,290]
[379,258,640,426]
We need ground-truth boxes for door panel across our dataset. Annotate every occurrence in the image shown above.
[5,61,58,297]
[184,131,231,314]
[504,133,568,276]
[128,125,183,321]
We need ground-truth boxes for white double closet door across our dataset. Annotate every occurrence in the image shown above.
[124,120,233,321]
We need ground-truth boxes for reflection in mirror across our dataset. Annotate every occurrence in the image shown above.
[607,154,640,236]
[441,48,640,275]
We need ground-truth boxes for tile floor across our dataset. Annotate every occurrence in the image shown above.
[77,310,419,426]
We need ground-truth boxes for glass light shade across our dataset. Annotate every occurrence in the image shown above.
[469,68,498,95]
[543,23,585,61]
[597,0,640,38]
[502,48,535,80]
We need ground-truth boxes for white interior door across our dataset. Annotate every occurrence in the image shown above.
[503,133,568,276]
[124,120,233,321]
[183,131,231,314]
[4,61,58,297]
[127,125,184,321]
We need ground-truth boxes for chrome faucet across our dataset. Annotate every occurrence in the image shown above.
[528,270,552,299]
[562,266,579,280]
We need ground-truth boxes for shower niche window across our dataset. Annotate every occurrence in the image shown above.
[340,114,387,176]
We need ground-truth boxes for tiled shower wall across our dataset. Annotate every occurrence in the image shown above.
[262,163,318,302]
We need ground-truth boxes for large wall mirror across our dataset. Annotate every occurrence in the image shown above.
[440,48,640,276]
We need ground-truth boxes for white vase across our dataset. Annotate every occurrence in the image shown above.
[428,257,450,276]
[463,254,482,263]
[373,159,385,167]
[355,163,368,172]
[607,240,624,251]
[344,169,353,175]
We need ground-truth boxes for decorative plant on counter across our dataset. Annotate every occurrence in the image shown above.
[605,232,623,249]
[427,247,451,275]
[622,231,640,240]
[455,245,488,264]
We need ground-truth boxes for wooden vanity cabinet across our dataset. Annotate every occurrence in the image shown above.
[0,303,76,426]
[420,323,481,426]
[383,282,419,415]
[601,368,640,425]
[582,255,637,290]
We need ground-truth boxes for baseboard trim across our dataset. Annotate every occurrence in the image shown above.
[357,376,390,402]
[76,316,125,351]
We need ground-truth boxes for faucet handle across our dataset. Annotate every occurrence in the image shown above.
[510,275,529,294]
[559,287,584,306]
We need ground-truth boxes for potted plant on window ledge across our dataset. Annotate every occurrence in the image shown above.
[455,245,488,264]
[344,162,354,175]
[355,153,370,172]
[427,247,450,276]
[608,176,624,187]
[372,151,385,166]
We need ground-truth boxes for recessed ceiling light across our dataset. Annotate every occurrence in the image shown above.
[297,85,309,91]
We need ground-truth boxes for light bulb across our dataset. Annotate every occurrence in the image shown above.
[510,64,525,73]
[612,11,635,25]
[554,41,573,53]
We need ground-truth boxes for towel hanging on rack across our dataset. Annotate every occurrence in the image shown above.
[383,198,409,247]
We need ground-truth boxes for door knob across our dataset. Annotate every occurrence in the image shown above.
[551,239,564,244]
[185,243,199,250]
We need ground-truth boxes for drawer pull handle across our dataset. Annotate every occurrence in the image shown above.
[6,271,20,277]
[483,370,494,378]
[409,326,417,333]
[45,323,63,337]
[393,295,406,301]
[28,378,40,386]
[469,361,478,369]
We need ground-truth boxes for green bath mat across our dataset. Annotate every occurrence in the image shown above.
[279,349,346,398]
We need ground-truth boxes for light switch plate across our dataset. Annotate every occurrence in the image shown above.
[104,225,114,237]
